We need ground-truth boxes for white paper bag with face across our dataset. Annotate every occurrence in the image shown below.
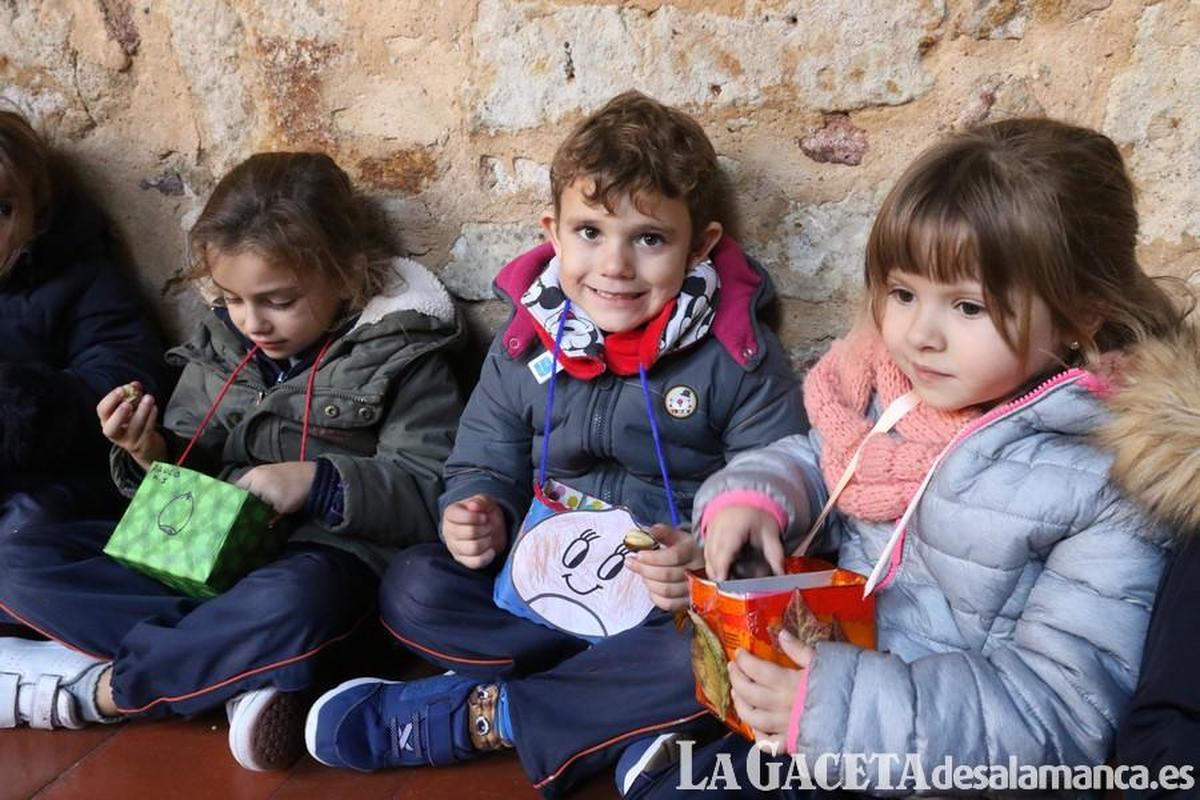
[507,507,655,640]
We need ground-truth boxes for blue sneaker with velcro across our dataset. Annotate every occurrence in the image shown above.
[304,674,480,771]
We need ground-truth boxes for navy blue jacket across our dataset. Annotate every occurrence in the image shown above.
[0,195,164,514]
[440,238,808,533]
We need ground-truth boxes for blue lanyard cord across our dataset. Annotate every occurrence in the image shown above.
[537,297,680,528]
[638,363,680,528]
[538,299,571,488]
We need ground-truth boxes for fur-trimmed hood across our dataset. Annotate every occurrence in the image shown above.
[353,257,458,330]
[1097,324,1200,538]
[195,256,458,331]
[177,256,464,384]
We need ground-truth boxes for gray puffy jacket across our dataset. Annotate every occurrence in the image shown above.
[694,368,1173,796]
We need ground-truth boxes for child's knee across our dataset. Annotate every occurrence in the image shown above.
[0,521,106,577]
[378,546,467,630]
[378,567,436,631]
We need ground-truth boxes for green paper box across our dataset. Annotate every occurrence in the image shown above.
[104,462,281,599]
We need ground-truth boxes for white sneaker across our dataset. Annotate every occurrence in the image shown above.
[0,637,105,730]
[226,687,306,771]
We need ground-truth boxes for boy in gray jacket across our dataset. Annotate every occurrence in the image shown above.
[305,91,807,797]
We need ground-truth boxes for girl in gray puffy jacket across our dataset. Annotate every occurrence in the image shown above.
[622,118,1195,798]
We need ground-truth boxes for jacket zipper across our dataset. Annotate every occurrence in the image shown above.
[868,368,1089,593]
[942,368,1088,452]
[595,380,615,503]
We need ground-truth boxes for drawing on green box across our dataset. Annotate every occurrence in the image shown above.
[157,491,196,537]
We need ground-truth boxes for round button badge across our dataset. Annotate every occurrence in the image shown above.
[664,385,698,419]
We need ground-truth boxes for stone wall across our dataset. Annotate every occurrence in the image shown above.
[2,0,1196,365]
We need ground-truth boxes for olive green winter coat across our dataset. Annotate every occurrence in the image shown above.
[110,258,465,574]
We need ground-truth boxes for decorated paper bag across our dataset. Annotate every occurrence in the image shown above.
[104,462,278,599]
[494,479,656,642]
[686,557,877,740]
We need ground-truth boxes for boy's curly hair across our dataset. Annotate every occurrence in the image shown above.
[550,91,730,243]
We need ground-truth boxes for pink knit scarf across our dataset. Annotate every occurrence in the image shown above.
[803,326,979,522]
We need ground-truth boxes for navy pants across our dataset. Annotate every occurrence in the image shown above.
[0,520,376,717]
[1,485,115,539]
[2,477,128,536]
[1,489,102,628]
[381,543,724,798]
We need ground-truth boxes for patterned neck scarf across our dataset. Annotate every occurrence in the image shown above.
[520,255,720,378]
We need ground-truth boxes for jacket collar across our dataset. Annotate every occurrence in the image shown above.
[212,305,358,385]
[353,256,458,331]
[173,257,463,375]
[493,235,771,371]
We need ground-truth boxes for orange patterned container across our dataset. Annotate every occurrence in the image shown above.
[686,557,876,740]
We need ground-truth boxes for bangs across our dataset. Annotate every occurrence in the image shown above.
[864,177,1025,351]
[858,118,1187,367]
[579,173,682,219]
[866,193,981,292]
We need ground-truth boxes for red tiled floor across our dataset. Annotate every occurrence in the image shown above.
[0,639,618,799]
[0,727,119,799]
[30,716,288,800]
[2,715,616,800]
[268,758,409,800]
[5,715,1129,800]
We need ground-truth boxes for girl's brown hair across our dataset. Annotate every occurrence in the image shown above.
[864,117,1188,362]
[0,110,54,253]
[188,152,393,308]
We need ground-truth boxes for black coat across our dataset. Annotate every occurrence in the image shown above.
[1118,536,1200,797]
[0,195,164,519]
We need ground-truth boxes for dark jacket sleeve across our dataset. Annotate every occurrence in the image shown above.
[318,352,463,547]
[722,330,807,458]
[1118,537,1200,797]
[60,258,165,407]
[438,339,534,534]
[0,259,164,472]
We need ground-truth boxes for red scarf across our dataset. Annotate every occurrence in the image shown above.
[533,299,678,379]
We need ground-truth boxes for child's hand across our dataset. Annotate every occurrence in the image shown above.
[703,505,785,582]
[728,631,815,750]
[97,382,166,472]
[625,524,703,612]
[442,494,507,569]
[235,462,317,514]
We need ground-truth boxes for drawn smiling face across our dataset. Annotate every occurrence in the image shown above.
[510,507,655,639]
[558,528,628,597]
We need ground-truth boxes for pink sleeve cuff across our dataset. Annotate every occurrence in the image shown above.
[699,490,790,540]
[785,666,811,755]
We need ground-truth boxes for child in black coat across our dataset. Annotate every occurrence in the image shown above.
[0,109,164,532]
